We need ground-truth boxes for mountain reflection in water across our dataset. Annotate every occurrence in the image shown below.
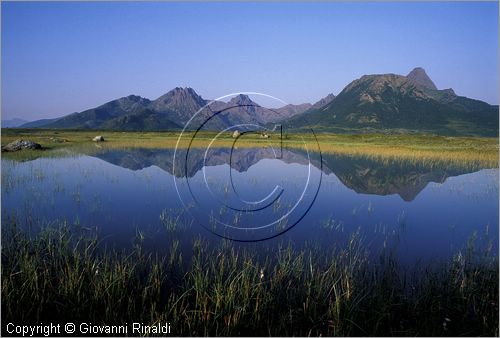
[92,147,480,202]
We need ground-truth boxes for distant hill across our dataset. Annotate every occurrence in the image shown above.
[1,118,28,128]
[287,67,498,136]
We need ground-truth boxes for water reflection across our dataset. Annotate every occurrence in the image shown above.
[1,147,498,262]
[92,147,480,201]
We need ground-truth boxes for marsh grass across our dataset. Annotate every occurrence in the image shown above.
[2,129,498,169]
[1,220,498,336]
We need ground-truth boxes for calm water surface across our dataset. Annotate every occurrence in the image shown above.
[2,147,498,264]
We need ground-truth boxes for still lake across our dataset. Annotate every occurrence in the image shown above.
[2,146,498,264]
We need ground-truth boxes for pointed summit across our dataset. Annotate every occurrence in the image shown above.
[406,67,437,90]
[228,94,259,107]
[154,87,204,106]
[150,87,206,115]
[312,93,336,109]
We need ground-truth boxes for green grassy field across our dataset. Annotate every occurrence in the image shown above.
[2,128,498,168]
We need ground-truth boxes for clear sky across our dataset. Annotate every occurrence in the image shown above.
[2,1,498,121]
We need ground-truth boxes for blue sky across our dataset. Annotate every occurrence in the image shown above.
[2,2,498,120]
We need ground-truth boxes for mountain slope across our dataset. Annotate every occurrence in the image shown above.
[41,95,152,129]
[99,109,182,131]
[20,118,59,128]
[288,68,498,136]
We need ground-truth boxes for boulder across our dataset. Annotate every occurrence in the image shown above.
[50,137,69,143]
[93,135,105,142]
[232,130,241,138]
[1,139,42,152]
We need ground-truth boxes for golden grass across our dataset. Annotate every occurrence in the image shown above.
[1,129,498,168]
[315,143,498,169]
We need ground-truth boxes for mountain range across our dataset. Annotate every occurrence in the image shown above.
[13,67,499,136]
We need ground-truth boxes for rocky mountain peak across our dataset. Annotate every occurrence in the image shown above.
[406,67,437,90]
[124,94,144,101]
[228,94,259,107]
[312,93,336,109]
[154,87,205,107]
